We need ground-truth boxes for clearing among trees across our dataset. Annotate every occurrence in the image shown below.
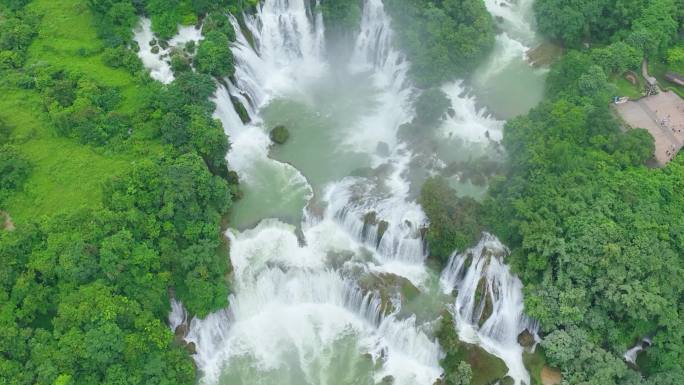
[614,90,684,165]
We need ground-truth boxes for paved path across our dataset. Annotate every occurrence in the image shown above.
[614,91,684,165]
[636,99,681,145]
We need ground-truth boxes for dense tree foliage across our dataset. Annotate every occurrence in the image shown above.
[36,69,129,145]
[0,145,31,205]
[414,88,450,127]
[202,10,237,41]
[0,9,36,69]
[535,0,680,51]
[195,30,235,78]
[384,0,495,87]
[0,155,229,384]
[319,0,362,37]
[0,1,240,383]
[420,177,484,263]
[480,16,684,384]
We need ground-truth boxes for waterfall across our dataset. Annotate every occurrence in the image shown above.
[483,0,536,44]
[440,234,539,385]
[180,1,443,384]
[133,18,204,84]
[439,81,504,142]
[624,337,652,365]
[131,0,543,384]
[183,219,443,385]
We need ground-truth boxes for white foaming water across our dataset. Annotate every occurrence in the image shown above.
[187,1,443,384]
[476,32,529,81]
[184,219,442,385]
[484,0,536,44]
[133,18,204,84]
[440,234,539,385]
[624,337,651,364]
[440,81,504,142]
[155,0,541,383]
[345,0,413,153]
[230,0,327,109]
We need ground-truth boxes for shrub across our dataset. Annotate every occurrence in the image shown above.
[269,125,290,144]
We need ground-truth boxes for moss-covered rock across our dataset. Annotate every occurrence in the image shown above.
[229,96,250,124]
[437,311,508,385]
[377,220,389,246]
[151,45,160,54]
[269,125,290,144]
[526,41,563,68]
[358,273,420,314]
[518,329,536,348]
[185,40,196,54]
[362,211,379,237]
[472,277,493,327]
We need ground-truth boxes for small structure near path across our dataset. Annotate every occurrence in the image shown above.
[613,91,684,166]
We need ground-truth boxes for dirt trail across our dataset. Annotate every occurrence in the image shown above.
[1,211,15,231]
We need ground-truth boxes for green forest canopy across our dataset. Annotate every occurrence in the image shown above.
[420,0,684,383]
[0,0,248,383]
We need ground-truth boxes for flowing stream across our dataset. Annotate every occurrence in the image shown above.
[147,1,546,384]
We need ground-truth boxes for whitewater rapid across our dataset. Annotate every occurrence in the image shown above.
[137,0,544,384]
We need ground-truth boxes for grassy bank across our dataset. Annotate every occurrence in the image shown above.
[1,0,161,224]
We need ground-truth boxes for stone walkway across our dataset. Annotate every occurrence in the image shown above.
[614,91,684,165]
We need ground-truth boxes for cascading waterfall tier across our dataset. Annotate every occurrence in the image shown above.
[440,234,539,385]
[181,219,443,385]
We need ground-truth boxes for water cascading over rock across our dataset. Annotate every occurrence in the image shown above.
[440,234,539,385]
[141,0,544,384]
[175,1,445,384]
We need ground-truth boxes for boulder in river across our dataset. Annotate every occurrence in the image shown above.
[438,311,508,385]
[185,341,197,355]
[270,125,290,144]
[518,329,536,348]
[473,277,494,327]
[231,96,251,123]
[358,272,420,314]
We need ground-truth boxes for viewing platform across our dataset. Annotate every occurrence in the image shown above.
[614,91,684,166]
